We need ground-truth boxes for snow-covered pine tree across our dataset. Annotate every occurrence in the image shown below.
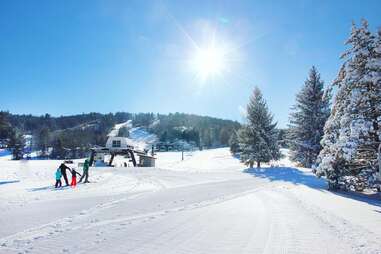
[288,66,330,168]
[238,87,281,168]
[316,20,381,190]
[229,131,240,154]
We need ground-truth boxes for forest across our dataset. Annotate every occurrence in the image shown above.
[0,111,241,159]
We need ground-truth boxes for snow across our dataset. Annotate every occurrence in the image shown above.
[0,148,380,254]
[107,120,132,137]
[107,120,157,150]
[0,149,12,161]
[126,127,158,150]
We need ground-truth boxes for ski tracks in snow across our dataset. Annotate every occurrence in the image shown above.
[1,181,379,254]
[283,187,381,254]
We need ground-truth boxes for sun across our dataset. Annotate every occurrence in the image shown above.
[190,44,227,81]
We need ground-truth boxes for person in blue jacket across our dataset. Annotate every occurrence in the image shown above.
[55,168,62,188]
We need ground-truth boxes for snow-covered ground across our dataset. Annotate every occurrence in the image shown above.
[0,149,11,161]
[0,148,380,254]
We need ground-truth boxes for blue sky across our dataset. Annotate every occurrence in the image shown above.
[0,0,380,127]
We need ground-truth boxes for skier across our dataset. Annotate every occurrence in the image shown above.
[55,168,62,188]
[59,162,71,186]
[70,168,81,187]
[79,159,90,183]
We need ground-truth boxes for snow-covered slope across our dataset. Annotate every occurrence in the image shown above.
[126,127,158,150]
[107,120,132,137]
[107,120,157,150]
[0,148,380,254]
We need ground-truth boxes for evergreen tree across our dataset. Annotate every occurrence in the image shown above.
[277,128,289,148]
[36,127,50,157]
[201,128,213,148]
[229,131,240,154]
[0,111,11,141]
[8,130,25,160]
[238,87,281,168]
[219,127,231,146]
[288,67,331,168]
[51,137,65,159]
[316,20,381,190]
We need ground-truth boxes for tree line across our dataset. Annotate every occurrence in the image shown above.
[230,20,381,191]
[0,111,240,159]
[132,112,241,148]
[0,112,132,159]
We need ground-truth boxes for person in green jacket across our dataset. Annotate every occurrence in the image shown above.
[79,159,90,183]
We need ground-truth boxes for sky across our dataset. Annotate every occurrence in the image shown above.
[0,0,380,127]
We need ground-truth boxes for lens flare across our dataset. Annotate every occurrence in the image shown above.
[190,44,227,81]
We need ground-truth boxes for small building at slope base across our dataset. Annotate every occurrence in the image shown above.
[89,137,156,167]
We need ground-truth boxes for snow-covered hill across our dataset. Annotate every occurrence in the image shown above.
[126,127,158,150]
[0,148,380,254]
[107,120,132,137]
[107,120,157,150]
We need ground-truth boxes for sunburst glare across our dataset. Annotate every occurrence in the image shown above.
[190,44,227,81]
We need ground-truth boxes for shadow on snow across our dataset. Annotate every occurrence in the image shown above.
[243,167,381,207]
[28,186,54,192]
[243,167,327,190]
[0,180,20,186]
[334,191,381,208]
